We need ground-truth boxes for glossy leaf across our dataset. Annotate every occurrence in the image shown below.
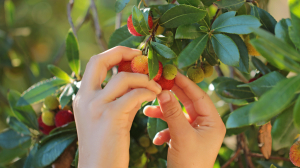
[16,77,68,106]
[226,103,256,128]
[202,41,219,66]
[200,0,216,6]
[7,117,31,135]
[48,64,73,83]
[178,34,208,68]
[150,4,176,18]
[155,31,174,47]
[251,57,271,75]
[147,117,168,140]
[250,5,277,33]
[0,129,31,149]
[108,25,145,49]
[288,26,300,49]
[289,0,300,49]
[4,0,15,27]
[215,0,245,11]
[175,23,204,39]
[227,34,249,73]
[238,71,285,97]
[132,6,149,36]
[8,90,39,130]
[148,45,159,80]
[211,11,236,29]
[66,29,80,77]
[211,34,240,66]
[34,132,77,167]
[151,42,177,59]
[49,121,76,135]
[158,159,167,168]
[272,105,299,151]
[177,0,202,8]
[159,5,207,28]
[294,96,300,131]
[222,113,249,135]
[212,15,261,34]
[59,83,76,109]
[0,140,30,165]
[249,75,300,123]
[23,144,38,168]
[74,148,79,168]
[115,0,130,13]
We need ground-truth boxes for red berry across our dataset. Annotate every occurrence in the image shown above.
[118,61,133,73]
[38,116,56,135]
[55,110,75,127]
[156,76,175,90]
[248,78,257,83]
[127,14,153,36]
[153,61,163,81]
[290,141,300,167]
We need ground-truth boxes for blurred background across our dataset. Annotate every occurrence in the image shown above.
[0,0,289,134]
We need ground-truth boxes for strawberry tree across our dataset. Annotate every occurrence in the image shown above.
[1,0,300,167]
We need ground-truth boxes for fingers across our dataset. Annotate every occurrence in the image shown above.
[157,91,192,139]
[81,46,142,92]
[143,106,164,119]
[102,72,162,102]
[153,128,170,146]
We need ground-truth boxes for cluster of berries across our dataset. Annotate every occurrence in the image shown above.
[119,55,178,90]
[138,135,158,154]
[38,95,74,135]
[187,61,214,83]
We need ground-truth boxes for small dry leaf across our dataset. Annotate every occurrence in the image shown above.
[258,122,272,159]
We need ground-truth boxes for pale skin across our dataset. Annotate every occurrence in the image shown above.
[73,46,226,168]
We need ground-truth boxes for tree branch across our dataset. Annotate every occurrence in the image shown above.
[67,0,76,37]
[221,147,242,168]
[248,153,291,162]
[241,134,255,168]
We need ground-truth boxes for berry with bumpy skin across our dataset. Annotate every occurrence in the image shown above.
[290,141,300,167]
[42,111,56,126]
[38,116,56,135]
[187,66,204,83]
[55,110,75,127]
[138,135,150,148]
[163,64,177,80]
[146,144,158,154]
[44,95,59,110]
[153,61,163,81]
[127,14,153,36]
[202,61,214,78]
[245,36,260,56]
[156,25,165,35]
[156,76,175,90]
[131,55,148,74]
[118,61,133,73]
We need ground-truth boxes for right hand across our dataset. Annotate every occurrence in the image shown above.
[144,72,226,168]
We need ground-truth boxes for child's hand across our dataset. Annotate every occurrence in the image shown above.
[144,72,226,168]
[73,46,162,168]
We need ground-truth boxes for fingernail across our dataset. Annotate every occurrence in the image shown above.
[158,91,170,104]
[153,132,161,141]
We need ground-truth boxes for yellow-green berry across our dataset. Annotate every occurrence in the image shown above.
[42,111,55,126]
[187,66,204,83]
[138,135,150,148]
[163,64,177,80]
[44,95,59,110]
[202,61,214,78]
[146,144,158,154]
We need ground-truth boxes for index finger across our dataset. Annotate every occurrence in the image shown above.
[80,46,142,92]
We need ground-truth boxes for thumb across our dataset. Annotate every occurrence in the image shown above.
[157,91,191,138]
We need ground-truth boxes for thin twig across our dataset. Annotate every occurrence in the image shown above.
[234,70,248,83]
[248,153,290,162]
[67,0,77,37]
[241,134,255,168]
[90,0,108,50]
[210,8,221,28]
[215,66,224,77]
[221,147,242,168]
[142,0,148,7]
[138,0,143,9]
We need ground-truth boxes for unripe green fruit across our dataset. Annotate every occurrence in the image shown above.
[202,61,214,78]
[41,104,49,113]
[42,111,55,126]
[156,25,165,35]
[163,64,177,80]
[138,135,150,148]
[187,66,204,83]
[146,144,158,154]
[44,95,59,110]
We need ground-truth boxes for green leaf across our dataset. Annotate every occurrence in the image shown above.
[227,34,249,73]
[147,117,168,140]
[8,90,38,130]
[256,160,287,168]
[66,29,80,77]
[108,25,145,49]
[202,41,219,66]
[7,117,31,135]
[238,71,285,97]
[0,140,31,165]
[294,96,300,131]
[151,42,177,59]
[250,5,277,33]
[23,144,38,168]
[272,105,299,151]
[74,148,79,168]
[48,65,73,83]
[178,34,208,68]
[211,11,236,29]
[226,103,256,128]
[212,15,261,34]
[251,28,300,62]
[150,4,176,18]
[249,75,300,123]
[177,0,202,8]
[175,23,204,39]
[59,83,76,109]
[148,45,159,80]
[159,4,207,28]
[155,31,174,47]
[115,0,130,13]
[132,6,150,36]
[200,0,216,6]
[289,26,300,49]
[211,34,240,66]
[270,165,277,168]
[16,77,68,106]
[158,159,167,168]
[49,121,76,135]
[214,0,245,11]
[4,0,15,27]
[251,57,271,75]
[34,132,77,167]
[250,38,300,73]
[289,0,300,49]
[0,129,31,149]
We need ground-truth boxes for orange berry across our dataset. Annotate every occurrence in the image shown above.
[131,55,149,74]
